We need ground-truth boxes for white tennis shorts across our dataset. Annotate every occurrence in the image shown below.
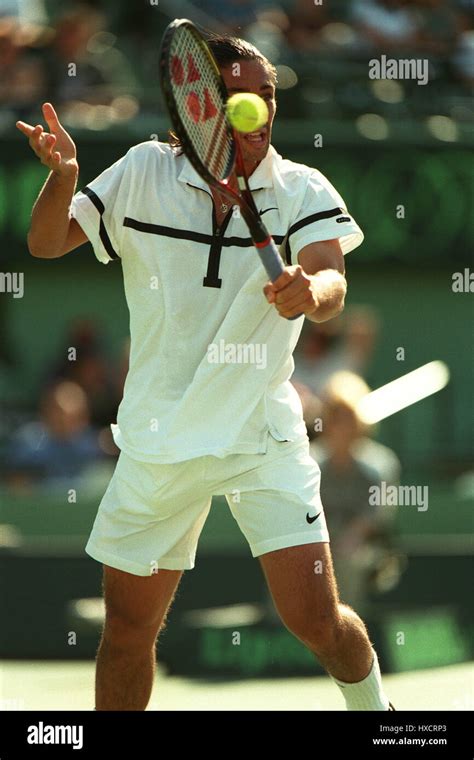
[85,432,329,575]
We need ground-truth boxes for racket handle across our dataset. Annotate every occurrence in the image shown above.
[255,237,303,321]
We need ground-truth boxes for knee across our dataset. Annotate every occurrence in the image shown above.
[280,606,343,654]
[103,604,163,650]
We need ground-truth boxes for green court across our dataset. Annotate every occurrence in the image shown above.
[1,661,472,711]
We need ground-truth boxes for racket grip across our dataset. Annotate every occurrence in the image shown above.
[256,237,303,321]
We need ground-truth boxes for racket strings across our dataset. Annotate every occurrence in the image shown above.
[168,28,233,180]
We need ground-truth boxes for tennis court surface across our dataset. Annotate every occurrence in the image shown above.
[1,661,472,711]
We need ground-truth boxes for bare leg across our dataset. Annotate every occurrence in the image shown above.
[96,566,183,710]
[259,543,373,681]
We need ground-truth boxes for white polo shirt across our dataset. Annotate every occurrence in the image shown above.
[70,141,363,463]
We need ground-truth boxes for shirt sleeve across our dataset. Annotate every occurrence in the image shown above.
[70,152,130,264]
[285,170,364,265]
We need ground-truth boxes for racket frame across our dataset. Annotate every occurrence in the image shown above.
[159,18,302,313]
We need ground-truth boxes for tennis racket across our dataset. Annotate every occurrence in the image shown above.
[159,18,302,319]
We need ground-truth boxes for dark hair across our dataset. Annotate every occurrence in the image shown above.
[206,34,277,82]
[168,34,276,151]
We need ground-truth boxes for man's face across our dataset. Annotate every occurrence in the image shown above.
[220,59,276,172]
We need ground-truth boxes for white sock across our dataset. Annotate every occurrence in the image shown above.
[331,649,390,711]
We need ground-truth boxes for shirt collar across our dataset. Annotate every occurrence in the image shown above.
[177,144,278,191]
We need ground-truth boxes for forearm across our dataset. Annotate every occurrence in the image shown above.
[306,269,347,323]
[28,169,78,258]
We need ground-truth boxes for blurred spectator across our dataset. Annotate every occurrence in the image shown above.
[0,17,47,117]
[452,27,474,89]
[351,0,420,50]
[5,380,103,491]
[285,0,330,52]
[0,0,48,25]
[41,5,139,118]
[198,0,259,32]
[310,371,402,614]
[1,0,470,123]
[46,318,120,429]
[410,0,460,56]
[312,370,401,485]
[293,305,379,399]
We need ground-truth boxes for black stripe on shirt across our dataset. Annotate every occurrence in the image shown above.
[123,217,284,248]
[287,207,345,237]
[82,187,119,261]
[285,207,347,265]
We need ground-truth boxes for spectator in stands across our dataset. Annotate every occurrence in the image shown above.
[351,0,420,50]
[293,305,379,399]
[198,0,259,33]
[46,318,121,429]
[0,16,47,117]
[284,0,329,52]
[310,371,401,614]
[41,5,138,113]
[410,0,460,57]
[451,2,474,85]
[452,25,474,85]
[5,380,104,491]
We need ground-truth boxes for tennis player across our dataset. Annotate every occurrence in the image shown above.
[17,35,392,712]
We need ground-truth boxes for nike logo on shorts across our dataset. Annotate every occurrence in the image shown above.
[306,511,321,524]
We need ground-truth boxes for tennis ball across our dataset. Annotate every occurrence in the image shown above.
[226,93,268,133]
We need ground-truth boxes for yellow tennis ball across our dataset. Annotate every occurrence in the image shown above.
[226,93,268,133]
